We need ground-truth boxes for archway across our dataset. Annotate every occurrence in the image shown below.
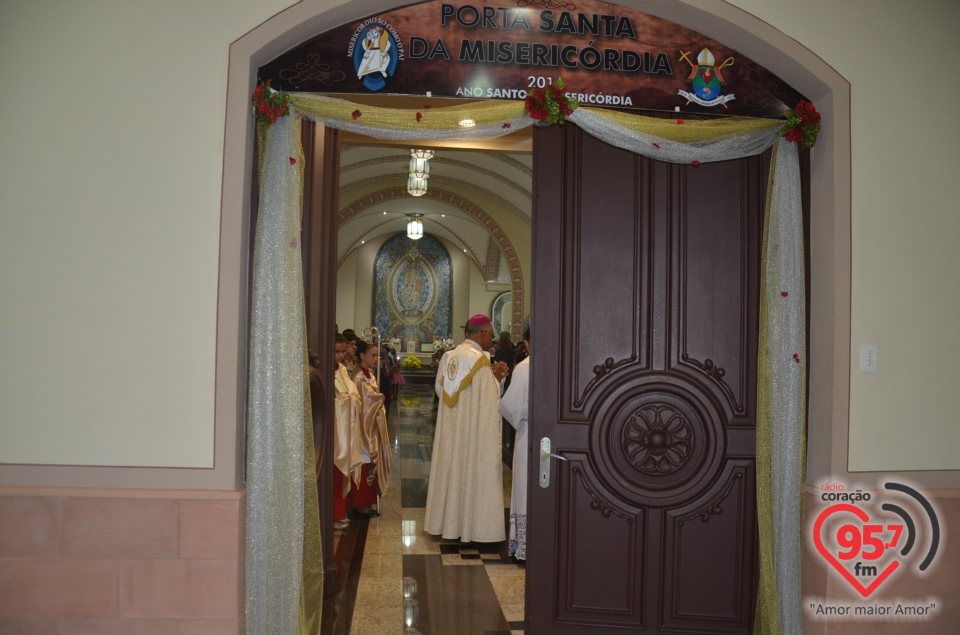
[219,1,852,632]
[215,2,850,493]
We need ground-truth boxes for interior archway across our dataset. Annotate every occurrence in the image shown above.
[216,0,851,520]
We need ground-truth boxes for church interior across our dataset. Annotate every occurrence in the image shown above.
[329,131,532,634]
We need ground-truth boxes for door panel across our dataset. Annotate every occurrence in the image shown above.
[528,124,766,634]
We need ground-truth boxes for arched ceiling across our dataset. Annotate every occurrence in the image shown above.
[337,144,531,284]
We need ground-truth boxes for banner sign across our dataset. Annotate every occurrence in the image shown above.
[807,478,944,623]
[259,0,807,119]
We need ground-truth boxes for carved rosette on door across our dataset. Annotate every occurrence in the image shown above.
[622,404,693,475]
[589,376,726,509]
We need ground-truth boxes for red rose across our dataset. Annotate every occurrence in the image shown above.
[502,123,511,129]
[289,157,297,165]
[351,110,362,120]
[786,128,803,143]
[416,111,423,123]
[691,160,700,167]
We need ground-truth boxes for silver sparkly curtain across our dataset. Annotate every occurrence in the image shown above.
[246,112,306,635]
[762,140,806,635]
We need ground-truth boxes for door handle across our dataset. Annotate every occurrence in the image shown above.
[539,437,567,489]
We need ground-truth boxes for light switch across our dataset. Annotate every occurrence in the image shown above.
[860,345,878,373]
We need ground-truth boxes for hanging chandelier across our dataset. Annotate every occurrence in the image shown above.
[408,149,434,197]
[406,214,424,240]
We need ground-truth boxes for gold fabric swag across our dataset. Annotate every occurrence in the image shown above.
[246,94,807,635]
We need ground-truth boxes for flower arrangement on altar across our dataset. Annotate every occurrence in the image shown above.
[252,80,292,125]
[435,338,455,351]
[524,79,579,126]
[401,356,422,370]
[779,100,821,151]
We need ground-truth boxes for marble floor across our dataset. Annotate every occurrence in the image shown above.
[323,385,524,635]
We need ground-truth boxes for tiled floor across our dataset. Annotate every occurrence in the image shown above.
[324,386,524,635]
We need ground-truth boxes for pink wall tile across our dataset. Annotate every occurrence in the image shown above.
[177,619,241,635]
[179,500,240,560]
[0,558,118,618]
[0,619,58,635]
[62,498,179,558]
[119,560,239,618]
[58,619,179,635]
[0,496,59,557]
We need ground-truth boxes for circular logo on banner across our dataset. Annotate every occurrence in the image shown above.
[351,19,402,92]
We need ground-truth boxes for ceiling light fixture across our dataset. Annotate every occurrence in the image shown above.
[407,175,428,197]
[408,149,434,197]
[406,214,424,240]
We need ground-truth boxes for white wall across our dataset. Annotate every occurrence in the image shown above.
[336,250,358,331]
[0,0,295,468]
[724,0,960,471]
[3,0,958,476]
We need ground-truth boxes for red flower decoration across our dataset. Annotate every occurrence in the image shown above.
[779,100,821,151]
[251,80,291,126]
[502,123,511,129]
[523,78,578,126]
[781,291,789,297]
[691,160,700,167]
[676,118,685,125]
[416,111,423,123]
[289,157,297,165]
[351,109,362,120]
[792,353,801,364]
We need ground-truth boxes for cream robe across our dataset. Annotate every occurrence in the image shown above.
[425,340,505,542]
[354,368,392,497]
[499,356,529,559]
[334,363,364,493]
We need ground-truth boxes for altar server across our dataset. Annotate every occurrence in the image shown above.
[333,334,363,529]
[353,340,392,511]
[499,325,531,559]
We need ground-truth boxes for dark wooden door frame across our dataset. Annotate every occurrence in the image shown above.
[301,121,342,594]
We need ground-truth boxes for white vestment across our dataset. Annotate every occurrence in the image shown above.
[425,340,505,542]
[499,356,529,559]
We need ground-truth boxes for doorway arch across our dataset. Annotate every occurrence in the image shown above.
[214,0,851,558]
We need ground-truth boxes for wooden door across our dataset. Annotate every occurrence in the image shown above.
[527,124,767,634]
